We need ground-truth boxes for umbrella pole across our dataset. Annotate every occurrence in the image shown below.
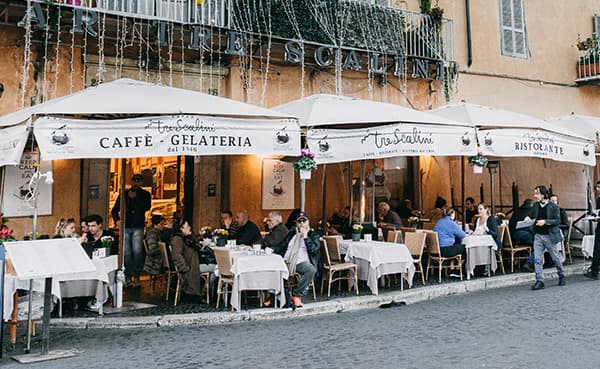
[300,178,306,212]
[461,156,465,229]
[359,160,366,224]
[115,159,127,308]
[321,164,327,222]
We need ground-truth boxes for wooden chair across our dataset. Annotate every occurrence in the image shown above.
[386,230,402,243]
[167,244,184,306]
[565,217,573,264]
[320,238,358,298]
[495,225,506,274]
[423,230,463,283]
[214,247,234,310]
[422,222,435,231]
[158,242,174,302]
[399,226,416,240]
[501,226,532,272]
[323,236,344,262]
[404,232,427,285]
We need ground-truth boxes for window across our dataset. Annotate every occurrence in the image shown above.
[499,0,528,58]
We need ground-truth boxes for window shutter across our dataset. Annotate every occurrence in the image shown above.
[594,14,600,36]
[499,0,528,58]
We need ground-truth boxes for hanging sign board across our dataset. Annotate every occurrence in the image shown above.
[1,152,53,217]
[478,129,596,166]
[307,123,477,164]
[0,124,29,167]
[262,159,294,210]
[33,115,300,160]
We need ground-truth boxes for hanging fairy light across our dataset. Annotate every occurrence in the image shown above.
[19,0,33,107]
[52,4,62,100]
[281,0,305,97]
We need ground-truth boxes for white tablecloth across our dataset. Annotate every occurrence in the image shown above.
[230,253,289,311]
[3,255,118,320]
[342,240,415,295]
[463,235,498,279]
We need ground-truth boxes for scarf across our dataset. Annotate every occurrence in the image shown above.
[285,233,303,276]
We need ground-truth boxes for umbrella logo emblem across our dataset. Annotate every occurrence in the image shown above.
[461,132,471,146]
[276,127,290,144]
[584,144,590,157]
[484,133,493,146]
[318,137,330,152]
[51,124,69,145]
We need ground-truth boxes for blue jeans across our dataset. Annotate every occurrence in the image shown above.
[533,234,564,282]
[124,228,145,279]
[293,262,316,297]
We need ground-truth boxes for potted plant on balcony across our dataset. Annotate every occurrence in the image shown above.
[576,34,600,77]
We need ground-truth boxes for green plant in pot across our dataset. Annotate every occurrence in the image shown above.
[351,224,363,241]
[213,228,229,246]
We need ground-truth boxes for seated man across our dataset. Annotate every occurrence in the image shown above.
[464,197,478,225]
[260,211,289,255]
[397,199,418,219]
[327,206,352,238]
[284,211,320,308]
[220,210,239,239]
[143,215,166,277]
[376,202,403,229]
[83,214,116,259]
[234,211,262,246]
[508,199,535,272]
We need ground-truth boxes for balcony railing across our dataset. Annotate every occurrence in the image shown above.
[576,37,600,84]
[50,0,230,26]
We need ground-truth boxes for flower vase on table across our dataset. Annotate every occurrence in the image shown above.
[213,228,229,246]
[351,224,364,241]
[216,237,227,247]
[407,216,419,229]
[100,235,113,257]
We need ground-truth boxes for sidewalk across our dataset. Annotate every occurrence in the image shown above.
[48,260,590,330]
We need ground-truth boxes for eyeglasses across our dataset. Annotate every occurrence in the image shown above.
[297,218,307,224]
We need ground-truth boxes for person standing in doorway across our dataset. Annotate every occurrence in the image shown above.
[584,181,600,280]
[526,185,566,290]
[111,173,152,288]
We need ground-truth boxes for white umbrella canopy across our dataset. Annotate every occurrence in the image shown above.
[0,78,300,164]
[274,94,469,127]
[273,94,478,164]
[430,102,595,166]
[545,114,600,145]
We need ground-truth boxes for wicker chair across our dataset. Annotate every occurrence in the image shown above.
[214,247,234,310]
[164,242,211,306]
[320,239,358,298]
[501,225,532,272]
[495,225,506,274]
[158,242,174,302]
[423,230,463,283]
[565,217,573,264]
[404,232,427,285]
[399,226,416,240]
[386,230,402,243]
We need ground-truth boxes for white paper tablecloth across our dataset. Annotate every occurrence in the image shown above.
[342,240,415,295]
[463,235,498,279]
[3,255,118,320]
[230,253,289,311]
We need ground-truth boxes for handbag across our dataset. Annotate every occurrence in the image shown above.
[198,245,216,265]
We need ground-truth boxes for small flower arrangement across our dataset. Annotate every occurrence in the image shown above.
[213,228,229,238]
[101,235,114,248]
[0,213,15,245]
[408,216,419,227]
[495,212,506,221]
[200,226,213,239]
[577,34,598,51]
[352,224,364,234]
[293,148,317,172]
[468,152,488,167]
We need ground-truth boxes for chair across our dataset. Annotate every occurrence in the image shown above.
[399,226,416,240]
[323,236,343,262]
[320,238,358,298]
[386,230,402,244]
[287,274,318,301]
[404,232,427,285]
[501,225,532,273]
[167,244,184,306]
[422,222,435,231]
[158,242,174,302]
[214,247,235,310]
[565,217,573,264]
[423,230,463,283]
[495,225,506,274]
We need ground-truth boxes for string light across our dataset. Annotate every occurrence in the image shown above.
[19,0,33,108]
[52,4,62,100]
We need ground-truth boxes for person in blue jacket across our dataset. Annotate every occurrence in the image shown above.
[433,208,466,278]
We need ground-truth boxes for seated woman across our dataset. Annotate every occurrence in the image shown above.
[473,203,501,250]
[170,218,216,302]
[428,196,448,225]
[53,218,81,239]
[433,208,466,277]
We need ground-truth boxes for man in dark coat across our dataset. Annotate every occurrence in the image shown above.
[527,185,566,290]
[234,211,262,246]
[584,181,600,280]
[260,211,289,255]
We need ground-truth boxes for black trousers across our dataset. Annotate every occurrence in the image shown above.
[591,225,600,273]
[440,243,467,260]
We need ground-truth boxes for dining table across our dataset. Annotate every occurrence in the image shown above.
[228,251,289,312]
[463,235,498,280]
[341,240,415,295]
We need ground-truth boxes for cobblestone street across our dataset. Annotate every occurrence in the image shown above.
[2,273,599,369]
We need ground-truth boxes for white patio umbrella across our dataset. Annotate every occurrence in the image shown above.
[273,94,478,221]
[430,102,595,166]
[545,114,600,146]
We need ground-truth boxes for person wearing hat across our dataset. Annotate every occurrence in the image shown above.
[111,173,152,287]
[283,211,320,308]
[143,214,166,277]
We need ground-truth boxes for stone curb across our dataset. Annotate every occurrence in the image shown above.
[49,263,587,330]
